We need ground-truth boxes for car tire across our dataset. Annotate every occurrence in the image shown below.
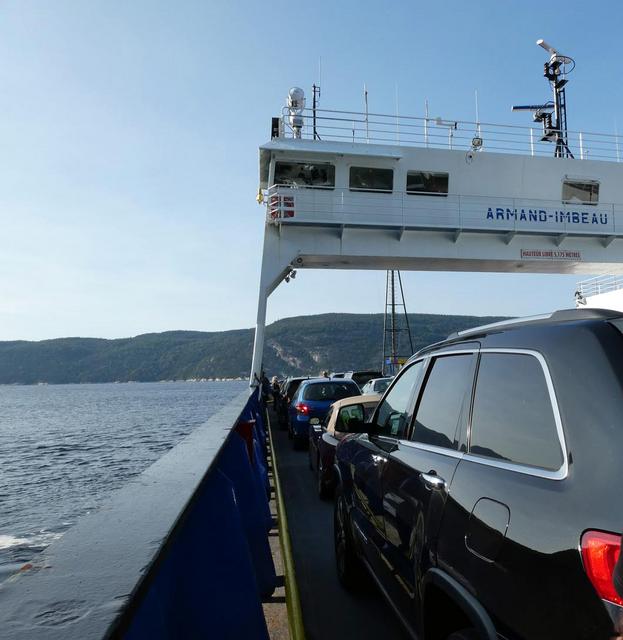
[334,485,366,590]
[446,629,480,640]
[317,459,332,500]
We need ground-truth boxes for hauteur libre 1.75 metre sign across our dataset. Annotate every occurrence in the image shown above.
[520,249,582,261]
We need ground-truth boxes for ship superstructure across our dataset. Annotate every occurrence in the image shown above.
[251,87,623,383]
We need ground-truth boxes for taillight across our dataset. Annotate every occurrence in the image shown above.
[295,403,310,415]
[581,530,622,606]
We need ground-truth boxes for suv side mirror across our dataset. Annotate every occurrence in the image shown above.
[336,404,368,433]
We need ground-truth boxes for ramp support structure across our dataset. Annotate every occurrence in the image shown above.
[250,234,297,387]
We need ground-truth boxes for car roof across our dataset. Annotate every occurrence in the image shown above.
[346,370,383,375]
[303,377,360,385]
[409,308,623,361]
[330,393,381,409]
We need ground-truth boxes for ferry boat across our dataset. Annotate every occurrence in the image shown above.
[5,42,623,640]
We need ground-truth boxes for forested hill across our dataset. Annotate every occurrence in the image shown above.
[0,313,508,384]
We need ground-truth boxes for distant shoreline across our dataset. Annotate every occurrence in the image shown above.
[0,378,248,387]
[0,312,508,386]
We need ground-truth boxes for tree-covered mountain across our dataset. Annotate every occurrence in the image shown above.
[0,313,508,384]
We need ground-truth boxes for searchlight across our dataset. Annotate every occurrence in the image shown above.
[287,87,306,138]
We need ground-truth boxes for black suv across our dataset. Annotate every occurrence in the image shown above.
[334,309,623,640]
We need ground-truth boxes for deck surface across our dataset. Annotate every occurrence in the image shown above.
[270,415,409,640]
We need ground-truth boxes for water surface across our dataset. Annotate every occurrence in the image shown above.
[0,380,246,578]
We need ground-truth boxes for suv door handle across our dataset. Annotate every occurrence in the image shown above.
[421,472,447,491]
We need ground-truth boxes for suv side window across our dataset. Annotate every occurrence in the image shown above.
[469,353,563,471]
[412,353,476,450]
[375,361,424,438]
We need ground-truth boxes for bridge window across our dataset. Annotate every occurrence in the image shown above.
[406,171,448,196]
[562,179,599,205]
[349,167,393,193]
[274,162,335,189]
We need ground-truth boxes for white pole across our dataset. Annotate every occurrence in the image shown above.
[530,128,534,156]
[616,120,621,162]
[364,84,369,143]
[475,89,481,137]
[579,132,584,160]
[250,236,285,388]
[250,288,268,388]
[318,56,322,90]
[424,98,429,147]
[395,83,400,143]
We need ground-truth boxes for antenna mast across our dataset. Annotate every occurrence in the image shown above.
[382,271,414,376]
[312,83,321,140]
[512,39,575,158]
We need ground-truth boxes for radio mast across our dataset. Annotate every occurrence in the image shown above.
[512,39,575,158]
[382,271,414,376]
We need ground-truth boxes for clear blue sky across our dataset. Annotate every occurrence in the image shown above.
[0,0,620,340]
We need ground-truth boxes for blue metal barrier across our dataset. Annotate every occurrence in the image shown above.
[0,388,277,640]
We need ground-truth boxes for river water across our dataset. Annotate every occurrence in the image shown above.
[0,380,247,580]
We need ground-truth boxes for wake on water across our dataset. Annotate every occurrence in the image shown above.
[0,532,63,550]
[0,535,30,550]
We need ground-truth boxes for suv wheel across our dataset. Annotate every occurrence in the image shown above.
[334,486,365,589]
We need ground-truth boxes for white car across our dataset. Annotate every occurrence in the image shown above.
[361,377,393,395]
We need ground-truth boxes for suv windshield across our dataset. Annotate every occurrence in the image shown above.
[303,382,359,402]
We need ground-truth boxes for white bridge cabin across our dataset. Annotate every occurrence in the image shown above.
[250,91,623,383]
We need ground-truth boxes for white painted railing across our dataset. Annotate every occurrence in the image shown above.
[577,274,623,297]
[282,108,623,163]
[266,185,622,237]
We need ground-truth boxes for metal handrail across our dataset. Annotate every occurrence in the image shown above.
[266,183,621,207]
[281,107,623,162]
[577,274,623,297]
[265,185,620,237]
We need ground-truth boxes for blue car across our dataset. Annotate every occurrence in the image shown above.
[288,378,360,449]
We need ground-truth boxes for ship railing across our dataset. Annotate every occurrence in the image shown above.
[577,273,623,298]
[266,184,622,238]
[0,387,278,640]
[281,107,623,163]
